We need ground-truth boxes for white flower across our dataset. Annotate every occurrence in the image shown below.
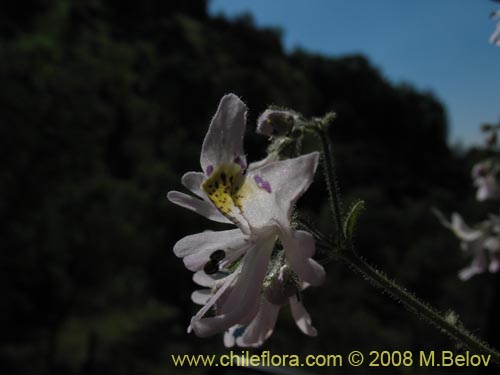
[223,265,317,348]
[437,212,500,280]
[471,160,500,201]
[167,94,325,337]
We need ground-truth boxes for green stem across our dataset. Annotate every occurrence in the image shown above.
[310,114,500,362]
[316,125,344,240]
[340,249,500,364]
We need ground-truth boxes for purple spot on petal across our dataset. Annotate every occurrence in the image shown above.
[234,156,246,170]
[253,174,272,193]
[261,181,272,193]
[206,165,213,176]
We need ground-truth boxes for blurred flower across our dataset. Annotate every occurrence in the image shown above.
[485,132,497,147]
[436,212,500,280]
[490,8,500,46]
[472,159,500,201]
[223,265,317,348]
[167,94,324,338]
[472,160,500,201]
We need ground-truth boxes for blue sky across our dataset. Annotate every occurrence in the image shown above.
[209,0,500,145]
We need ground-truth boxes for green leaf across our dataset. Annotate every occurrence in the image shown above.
[343,200,365,239]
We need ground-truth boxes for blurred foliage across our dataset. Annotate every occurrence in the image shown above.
[1,1,499,374]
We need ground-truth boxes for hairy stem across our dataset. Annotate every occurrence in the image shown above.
[340,249,500,364]
[316,125,344,240]
[309,114,500,362]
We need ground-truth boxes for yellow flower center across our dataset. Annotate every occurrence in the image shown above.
[201,163,252,219]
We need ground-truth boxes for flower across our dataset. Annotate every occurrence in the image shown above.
[490,9,500,46]
[436,211,500,280]
[223,265,317,348]
[167,94,325,338]
[471,159,500,201]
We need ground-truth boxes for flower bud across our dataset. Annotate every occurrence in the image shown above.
[257,109,296,137]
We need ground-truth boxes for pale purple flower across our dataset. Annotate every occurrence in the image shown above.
[167,94,325,338]
[437,212,500,280]
[471,160,500,201]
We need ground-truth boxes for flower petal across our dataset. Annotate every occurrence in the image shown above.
[236,298,280,347]
[289,295,317,336]
[167,191,231,224]
[181,172,205,198]
[449,213,483,241]
[484,237,500,253]
[489,257,500,273]
[475,177,499,201]
[200,94,247,174]
[193,271,217,287]
[223,326,238,348]
[190,238,274,337]
[246,153,279,172]
[188,270,240,333]
[458,264,484,281]
[490,20,500,44]
[173,229,249,272]
[459,247,488,281]
[191,289,212,305]
[282,230,325,286]
[242,152,319,229]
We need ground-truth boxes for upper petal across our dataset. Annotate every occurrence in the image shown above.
[246,153,279,172]
[242,152,319,229]
[289,295,317,336]
[200,94,247,174]
[167,191,231,224]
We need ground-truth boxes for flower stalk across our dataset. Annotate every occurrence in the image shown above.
[313,114,345,243]
[315,125,500,365]
[340,249,500,364]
